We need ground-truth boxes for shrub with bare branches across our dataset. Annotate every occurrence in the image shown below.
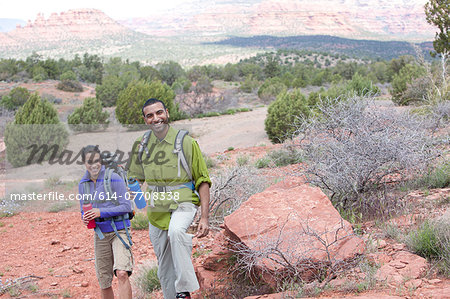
[293,96,440,218]
[204,166,268,227]
[228,218,361,292]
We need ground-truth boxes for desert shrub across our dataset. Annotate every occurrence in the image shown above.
[346,73,380,96]
[95,75,125,107]
[257,77,287,102]
[391,63,426,105]
[171,76,191,94]
[401,76,432,104]
[203,153,216,169]
[68,97,109,132]
[47,201,75,213]
[0,87,30,110]
[133,261,161,296]
[0,197,22,217]
[56,80,83,92]
[156,61,185,86]
[406,212,450,276]
[406,160,450,190]
[265,89,317,144]
[236,155,250,166]
[208,166,267,226]
[115,80,183,128]
[59,70,77,81]
[293,96,438,218]
[268,146,303,167]
[4,93,69,167]
[131,212,149,230]
[240,75,260,93]
[254,157,271,169]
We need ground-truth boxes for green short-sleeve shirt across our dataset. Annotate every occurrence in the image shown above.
[127,126,211,230]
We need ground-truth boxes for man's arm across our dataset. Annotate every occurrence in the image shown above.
[196,182,210,238]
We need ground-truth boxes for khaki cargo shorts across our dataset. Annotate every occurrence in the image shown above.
[94,229,134,289]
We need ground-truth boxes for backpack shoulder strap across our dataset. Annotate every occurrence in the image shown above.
[82,181,90,198]
[138,130,152,163]
[174,129,192,181]
[103,167,120,206]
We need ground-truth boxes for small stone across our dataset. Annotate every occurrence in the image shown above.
[50,240,60,245]
[428,279,442,284]
[390,261,406,269]
[50,282,58,286]
[405,279,422,289]
[73,267,83,274]
[377,239,387,248]
[81,281,89,287]
[61,246,72,252]
[393,243,406,251]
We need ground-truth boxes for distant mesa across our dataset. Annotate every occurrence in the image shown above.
[0,8,132,47]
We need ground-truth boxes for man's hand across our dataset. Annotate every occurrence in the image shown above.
[195,217,209,238]
[83,208,100,225]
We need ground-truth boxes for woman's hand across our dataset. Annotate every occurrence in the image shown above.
[82,208,101,225]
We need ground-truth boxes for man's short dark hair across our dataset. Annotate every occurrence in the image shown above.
[142,98,167,116]
[81,145,101,163]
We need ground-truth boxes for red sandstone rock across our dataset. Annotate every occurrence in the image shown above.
[224,178,365,286]
[375,250,428,286]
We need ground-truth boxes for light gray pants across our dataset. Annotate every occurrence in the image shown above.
[149,202,199,298]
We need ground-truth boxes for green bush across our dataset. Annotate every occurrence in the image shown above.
[406,213,450,276]
[95,75,125,107]
[268,147,303,167]
[391,64,426,105]
[347,73,380,96]
[240,75,260,93]
[68,97,109,132]
[115,80,184,128]
[4,93,69,167]
[56,80,83,92]
[134,262,161,294]
[257,77,287,102]
[406,220,442,258]
[265,89,316,143]
[0,87,30,110]
[407,161,450,190]
[60,70,77,81]
[254,157,271,169]
[131,212,149,230]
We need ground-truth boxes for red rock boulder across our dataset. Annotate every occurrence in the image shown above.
[224,178,365,287]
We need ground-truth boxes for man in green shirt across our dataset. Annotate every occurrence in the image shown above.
[127,98,211,299]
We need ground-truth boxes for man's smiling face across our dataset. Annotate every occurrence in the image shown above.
[143,102,170,135]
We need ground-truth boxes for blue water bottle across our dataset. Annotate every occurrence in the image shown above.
[128,177,146,209]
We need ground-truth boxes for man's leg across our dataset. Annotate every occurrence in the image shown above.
[168,202,199,294]
[149,222,177,299]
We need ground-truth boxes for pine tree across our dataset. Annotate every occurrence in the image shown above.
[4,93,68,167]
[68,97,109,132]
[425,0,450,55]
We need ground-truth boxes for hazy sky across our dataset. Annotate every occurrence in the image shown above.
[0,0,190,20]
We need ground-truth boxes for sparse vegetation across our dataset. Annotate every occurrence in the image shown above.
[131,212,149,230]
[133,261,161,297]
[406,211,450,276]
